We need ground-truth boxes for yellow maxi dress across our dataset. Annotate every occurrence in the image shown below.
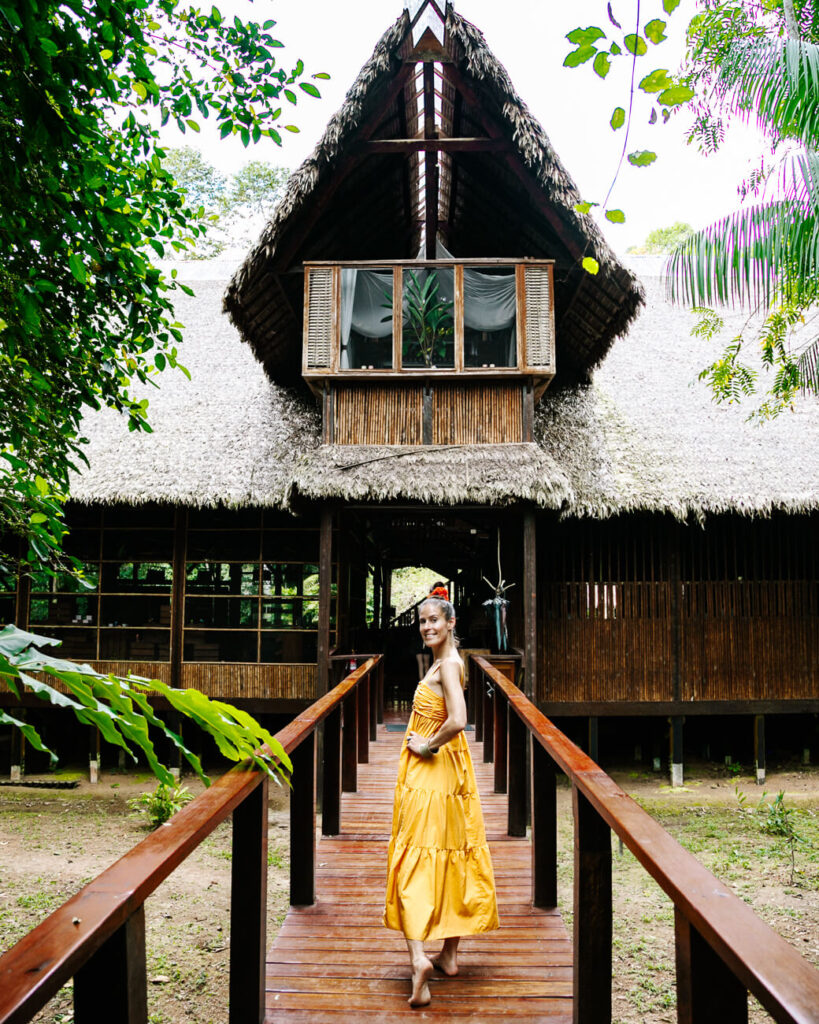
[383,665,499,941]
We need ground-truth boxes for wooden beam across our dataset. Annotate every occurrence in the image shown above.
[442,63,585,261]
[359,137,507,154]
[424,62,438,258]
[316,508,333,697]
[523,510,537,700]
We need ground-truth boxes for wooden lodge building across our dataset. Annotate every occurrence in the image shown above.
[2,1,818,782]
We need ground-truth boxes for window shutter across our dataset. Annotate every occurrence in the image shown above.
[523,266,555,373]
[305,268,334,370]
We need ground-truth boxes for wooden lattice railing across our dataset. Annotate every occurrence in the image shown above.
[0,656,384,1024]
[470,654,819,1024]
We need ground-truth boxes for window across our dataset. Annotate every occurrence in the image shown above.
[463,267,516,368]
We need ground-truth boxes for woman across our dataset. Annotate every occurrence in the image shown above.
[383,587,499,1007]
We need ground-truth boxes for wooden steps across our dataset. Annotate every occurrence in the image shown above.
[265,723,573,1022]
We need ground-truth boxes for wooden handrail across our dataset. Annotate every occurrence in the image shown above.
[0,656,381,1024]
[472,655,819,1024]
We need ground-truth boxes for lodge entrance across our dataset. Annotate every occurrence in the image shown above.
[338,507,523,708]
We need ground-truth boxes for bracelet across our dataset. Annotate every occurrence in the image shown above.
[419,742,438,758]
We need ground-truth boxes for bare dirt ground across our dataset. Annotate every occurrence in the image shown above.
[1,759,817,1024]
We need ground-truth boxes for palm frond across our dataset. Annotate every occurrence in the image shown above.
[713,37,819,147]
[798,334,819,393]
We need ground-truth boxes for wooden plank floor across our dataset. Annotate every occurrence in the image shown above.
[265,721,572,1021]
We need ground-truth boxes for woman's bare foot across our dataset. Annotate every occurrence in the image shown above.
[409,956,434,1007]
[432,937,460,976]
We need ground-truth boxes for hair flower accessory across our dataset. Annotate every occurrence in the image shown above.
[429,585,449,601]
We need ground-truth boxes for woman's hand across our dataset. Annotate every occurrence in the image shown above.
[406,731,429,756]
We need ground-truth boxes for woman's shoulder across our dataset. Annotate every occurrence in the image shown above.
[439,654,465,685]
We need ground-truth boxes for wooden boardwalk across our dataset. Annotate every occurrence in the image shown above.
[265,722,573,1022]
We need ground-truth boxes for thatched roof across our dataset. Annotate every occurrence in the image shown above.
[223,5,644,389]
[70,263,819,519]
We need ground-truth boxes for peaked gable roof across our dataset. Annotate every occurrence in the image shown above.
[224,4,644,388]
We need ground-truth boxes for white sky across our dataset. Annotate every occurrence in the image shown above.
[176,0,766,254]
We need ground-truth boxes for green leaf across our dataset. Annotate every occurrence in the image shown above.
[593,52,611,79]
[34,475,49,495]
[284,125,299,133]
[313,72,331,80]
[662,0,681,12]
[644,19,667,44]
[566,26,606,46]
[68,254,86,284]
[100,49,113,60]
[639,69,673,93]
[582,257,600,275]
[627,150,658,166]
[39,37,59,57]
[564,45,598,68]
[133,81,148,101]
[574,201,599,215]
[610,41,622,55]
[624,34,647,56]
[186,119,200,132]
[30,513,48,524]
[299,82,321,98]
[658,85,695,106]
[605,209,626,223]
[610,107,626,130]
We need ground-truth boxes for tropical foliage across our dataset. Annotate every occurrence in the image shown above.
[627,221,694,253]
[0,0,323,573]
[0,624,291,786]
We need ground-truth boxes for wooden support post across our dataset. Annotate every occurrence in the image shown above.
[369,669,378,742]
[507,710,527,837]
[483,683,494,763]
[230,776,268,1024]
[671,715,684,788]
[372,559,381,631]
[10,711,23,782]
[423,61,438,258]
[381,566,392,631]
[523,511,537,699]
[753,714,766,786]
[88,725,100,784]
[573,787,612,1024]
[587,717,599,764]
[675,909,748,1024]
[422,383,433,445]
[170,509,185,689]
[494,694,508,793]
[532,741,557,908]
[289,734,316,906]
[474,669,484,742]
[342,689,358,792]
[357,678,369,764]
[317,508,333,697]
[377,659,385,724]
[74,906,147,1024]
[321,707,342,836]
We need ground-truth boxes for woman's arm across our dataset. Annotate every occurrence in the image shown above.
[407,660,466,756]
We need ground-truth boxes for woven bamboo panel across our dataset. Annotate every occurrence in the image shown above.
[180,662,317,701]
[432,382,523,444]
[523,265,555,372]
[0,661,172,697]
[333,384,423,445]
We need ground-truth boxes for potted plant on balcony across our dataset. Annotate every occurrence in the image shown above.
[382,270,454,368]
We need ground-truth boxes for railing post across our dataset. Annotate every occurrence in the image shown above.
[74,906,147,1024]
[321,706,342,835]
[358,677,369,763]
[507,708,527,837]
[376,659,384,724]
[483,681,494,763]
[494,692,508,793]
[342,689,358,792]
[675,909,748,1024]
[369,668,378,741]
[230,775,268,1024]
[290,733,316,906]
[531,740,557,908]
[573,785,612,1024]
[474,668,484,742]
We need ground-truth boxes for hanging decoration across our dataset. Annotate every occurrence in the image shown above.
[482,530,515,652]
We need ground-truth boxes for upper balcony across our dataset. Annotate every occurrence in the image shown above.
[302,259,555,394]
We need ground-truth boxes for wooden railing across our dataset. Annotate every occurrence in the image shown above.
[470,654,819,1024]
[0,656,383,1024]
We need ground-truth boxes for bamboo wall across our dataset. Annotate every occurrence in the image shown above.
[537,513,819,707]
[331,381,525,444]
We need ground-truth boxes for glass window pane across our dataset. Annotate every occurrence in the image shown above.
[100,595,171,628]
[101,562,172,593]
[260,631,317,663]
[185,597,257,629]
[30,594,98,627]
[183,630,257,662]
[463,267,517,368]
[261,599,321,629]
[340,268,394,370]
[99,628,170,661]
[402,268,455,369]
[185,563,259,595]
